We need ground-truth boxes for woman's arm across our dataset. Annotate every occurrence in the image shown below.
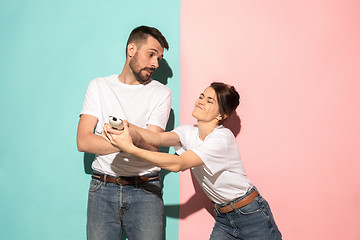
[128,147,204,173]
[105,121,181,147]
[103,121,203,172]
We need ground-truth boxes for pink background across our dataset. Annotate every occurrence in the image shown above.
[179,0,360,239]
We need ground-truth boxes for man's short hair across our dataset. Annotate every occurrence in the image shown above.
[126,26,169,55]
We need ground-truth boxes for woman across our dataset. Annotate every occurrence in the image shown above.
[103,82,282,240]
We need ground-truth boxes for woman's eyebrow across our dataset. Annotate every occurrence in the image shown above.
[207,96,216,102]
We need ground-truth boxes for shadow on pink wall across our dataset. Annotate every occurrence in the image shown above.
[165,171,215,219]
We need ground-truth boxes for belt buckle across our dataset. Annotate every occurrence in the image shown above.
[115,178,124,185]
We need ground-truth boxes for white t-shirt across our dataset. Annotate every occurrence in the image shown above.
[172,125,253,204]
[80,74,171,176]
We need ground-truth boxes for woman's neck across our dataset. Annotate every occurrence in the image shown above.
[197,120,218,141]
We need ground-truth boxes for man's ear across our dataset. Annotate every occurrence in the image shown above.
[127,43,137,58]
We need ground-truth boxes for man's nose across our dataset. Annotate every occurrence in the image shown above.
[151,58,159,69]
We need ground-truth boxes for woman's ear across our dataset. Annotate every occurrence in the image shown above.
[215,115,222,121]
[216,114,228,123]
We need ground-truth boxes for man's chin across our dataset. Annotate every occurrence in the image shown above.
[136,75,151,83]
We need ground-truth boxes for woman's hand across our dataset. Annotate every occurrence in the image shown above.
[102,120,136,153]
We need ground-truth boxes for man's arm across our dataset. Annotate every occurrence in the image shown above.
[77,114,120,154]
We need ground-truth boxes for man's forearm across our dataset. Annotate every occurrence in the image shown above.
[77,133,120,155]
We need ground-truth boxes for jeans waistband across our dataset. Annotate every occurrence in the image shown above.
[215,187,259,214]
[92,170,160,178]
[91,170,160,186]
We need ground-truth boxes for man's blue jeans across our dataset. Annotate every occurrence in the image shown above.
[211,188,282,240]
[86,173,163,240]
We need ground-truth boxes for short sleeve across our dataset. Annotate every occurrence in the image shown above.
[146,90,172,130]
[80,79,100,119]
[171,125,194,155]
[191,135,228,175]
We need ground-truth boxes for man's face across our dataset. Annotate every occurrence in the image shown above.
[129,36,164,83]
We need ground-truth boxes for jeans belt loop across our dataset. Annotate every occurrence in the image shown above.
[229,202,236,213]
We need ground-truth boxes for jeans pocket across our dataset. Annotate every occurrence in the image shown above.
[89,179,103,192]
[236,197,263,215]
[139,180,162,196]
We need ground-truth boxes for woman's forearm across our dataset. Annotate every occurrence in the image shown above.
[127,145,204,173]
[129,123,180,147]
[129,123,162,147]
[128,145,183,172]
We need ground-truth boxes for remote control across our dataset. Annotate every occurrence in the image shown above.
[109,116,124,130]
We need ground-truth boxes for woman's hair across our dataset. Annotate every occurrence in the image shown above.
[210,82,240,125]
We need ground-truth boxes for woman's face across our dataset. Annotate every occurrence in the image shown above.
[192,87,222,123]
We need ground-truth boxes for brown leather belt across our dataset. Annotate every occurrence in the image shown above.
[92,173,159,185]
[216,190,259,214]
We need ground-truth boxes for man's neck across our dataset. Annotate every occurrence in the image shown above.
[118,71,140,85]
[118,63,142,85]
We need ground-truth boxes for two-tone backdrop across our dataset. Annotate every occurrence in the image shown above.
[1,0,359,239]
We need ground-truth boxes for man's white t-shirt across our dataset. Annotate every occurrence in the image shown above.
[80,74,171,176]
[172,125,253,204]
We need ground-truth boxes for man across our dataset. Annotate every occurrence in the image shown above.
[77,26,171,240]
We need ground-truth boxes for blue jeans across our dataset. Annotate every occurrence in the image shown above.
[211,188,282,240]
[86,172,163,240]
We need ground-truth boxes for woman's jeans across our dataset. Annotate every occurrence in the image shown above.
[211,188,282,240]
[86,173,163,240]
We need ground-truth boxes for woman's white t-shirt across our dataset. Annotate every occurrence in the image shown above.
[172,125,253,204]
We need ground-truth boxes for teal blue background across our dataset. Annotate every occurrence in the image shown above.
[0,0,180,239]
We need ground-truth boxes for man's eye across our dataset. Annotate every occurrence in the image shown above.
[149,53,154,57]
[199,96,203,99]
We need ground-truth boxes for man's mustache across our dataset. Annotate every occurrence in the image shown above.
[142,67,155,73]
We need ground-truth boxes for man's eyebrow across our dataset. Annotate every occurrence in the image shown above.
[148,48,164,58]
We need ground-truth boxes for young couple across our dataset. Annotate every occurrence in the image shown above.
[78,25,281,240]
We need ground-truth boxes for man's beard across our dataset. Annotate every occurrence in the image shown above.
[129,53,155,83]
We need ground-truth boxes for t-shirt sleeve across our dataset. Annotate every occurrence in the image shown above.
[146,90,172,130]
[191,135,228,175]
[80,79,100,119]
[171,125,192,155]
